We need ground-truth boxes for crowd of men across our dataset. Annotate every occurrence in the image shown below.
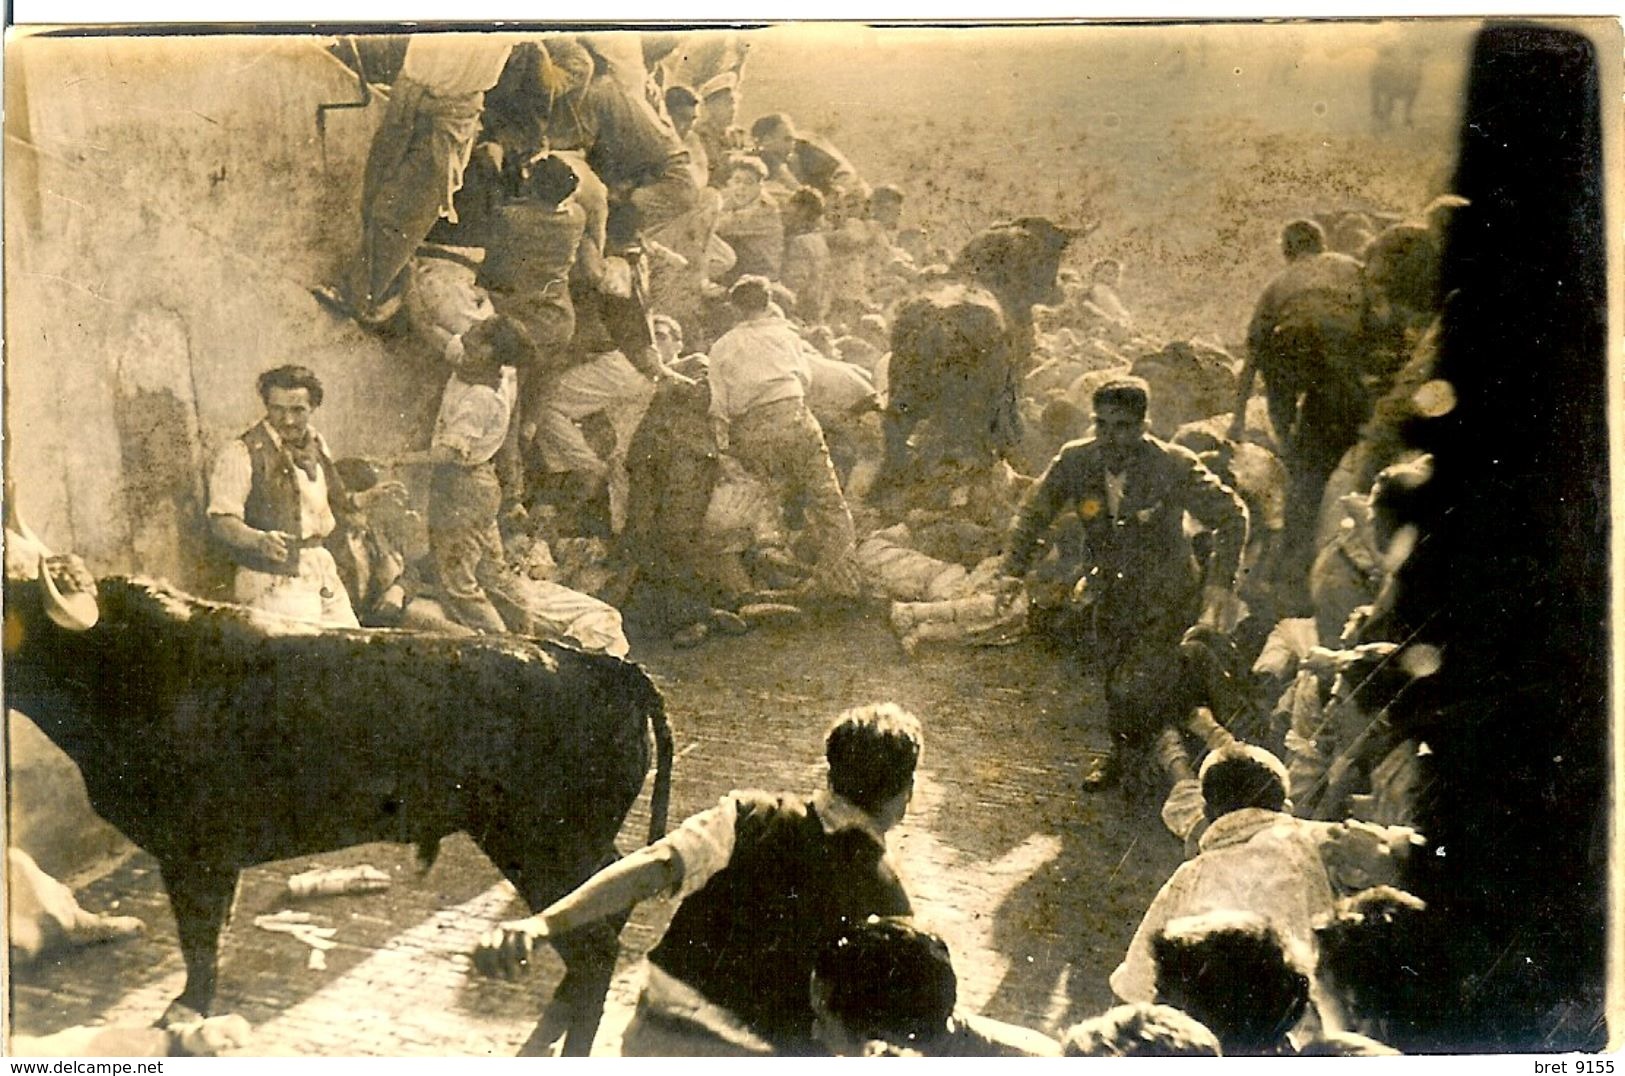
[184,29,1453,1056]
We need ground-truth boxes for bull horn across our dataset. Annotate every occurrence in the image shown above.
[38,555,98,631]
[5,484,51,558]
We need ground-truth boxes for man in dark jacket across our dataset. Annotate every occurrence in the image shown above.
[475,703,922,1055]
[1003,377,1248,791]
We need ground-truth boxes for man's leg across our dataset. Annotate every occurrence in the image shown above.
[533,353,644,487]
[1092,617,1195,793]
[429,467,510,634]
[768,411,861,597]
[330,87,482,321]
[599,354,658,535]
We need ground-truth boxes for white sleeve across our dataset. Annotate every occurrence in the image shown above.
[662,795,741,900]
[206,440,253,519]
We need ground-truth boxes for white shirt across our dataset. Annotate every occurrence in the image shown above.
[707,311,813,422]
[431,368,518,466]
[207,424,336,540]
[399,34,516,97]
[1109,807,1340,1006]
[1105,470,1128,518]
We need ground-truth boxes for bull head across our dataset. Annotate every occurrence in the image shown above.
[4,495,99,631]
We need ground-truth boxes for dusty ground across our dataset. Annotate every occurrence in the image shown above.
[9,610,1186,1056]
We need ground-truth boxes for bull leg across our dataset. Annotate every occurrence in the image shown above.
[479,825,625,1057]
[157,861,239,1024]
[530,912,627,1057]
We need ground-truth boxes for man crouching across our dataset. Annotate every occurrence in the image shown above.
[474,703,922,1055]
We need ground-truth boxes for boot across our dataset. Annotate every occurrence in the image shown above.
[1081,747,1123,792]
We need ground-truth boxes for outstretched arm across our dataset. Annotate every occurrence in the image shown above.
[474,844,682,980]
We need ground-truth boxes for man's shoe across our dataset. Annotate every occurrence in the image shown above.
[311,285,356,319]
[1081,752,1122,792]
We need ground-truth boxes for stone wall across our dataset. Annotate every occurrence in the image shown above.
[3,31,460,881]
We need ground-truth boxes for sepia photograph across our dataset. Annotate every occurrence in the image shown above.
[3,17,1616,1058]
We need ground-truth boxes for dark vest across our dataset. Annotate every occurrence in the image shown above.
[235,422,347,576]
[647,792,912,1054]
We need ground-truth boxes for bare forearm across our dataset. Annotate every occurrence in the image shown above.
[210,515,265,555]
[520,846,681,936]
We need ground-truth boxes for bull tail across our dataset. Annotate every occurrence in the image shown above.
[646,693,674,844]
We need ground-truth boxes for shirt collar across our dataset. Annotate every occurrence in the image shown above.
[258,418,327,458]
[812,788,889,847]
[1197,807,1290,852]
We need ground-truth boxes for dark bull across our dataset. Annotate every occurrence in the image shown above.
[2,517,673,1056]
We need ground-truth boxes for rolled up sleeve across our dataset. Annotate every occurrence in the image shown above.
[207,440,253,519]
[663,795,740,900]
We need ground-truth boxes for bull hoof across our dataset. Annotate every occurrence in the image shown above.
[157,1000,207,1029]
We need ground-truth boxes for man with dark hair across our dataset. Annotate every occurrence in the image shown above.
[1230,217,1370,610]
[208,365,369,627]
[475,703,924,1055]
[709,275,861,599]
[1110,741,1417,1010]
[781,187,831,324]
[1002,376,1249,791]
[1151,910,1310,1056]
[809,916,1060,1056]
[1313,885,1430,1052]
[662,84,710,188]
[390,315,536,634]
[1060,1003,1223,1057]
[867,184,905,236]
[749,112,861,198]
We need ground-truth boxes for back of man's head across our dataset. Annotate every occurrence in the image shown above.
[1282,218,1327,260]
[664,84,698,112]
[1313,886,1430,1041]
[728,275,773,316]
[527,154,580,209]
[1152,911,1309,1056]
[750,112,795,141]
[812,916,956,1049]
[466,314,538,370]
[1092,376,1151,421]
[1199,742,1288,820]
[870,184,904,207]
[825,703,923,815]
[1062,1004,1222,1057]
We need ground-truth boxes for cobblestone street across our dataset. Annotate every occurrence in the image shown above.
[10,612,1185,1056]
